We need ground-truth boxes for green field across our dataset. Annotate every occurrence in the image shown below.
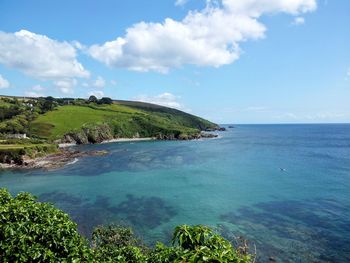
[30,105,121,139]
[30,102,217,140]
[1,96,218,143]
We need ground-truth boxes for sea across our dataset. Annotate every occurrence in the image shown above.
[1,124,349,262]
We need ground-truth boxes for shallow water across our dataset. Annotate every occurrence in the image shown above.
[1,124,350,262]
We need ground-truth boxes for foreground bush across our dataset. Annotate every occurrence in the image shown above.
[149,225,251,263]
[0,188,252,262]
[0,189,92,262]
[92,225,148,262]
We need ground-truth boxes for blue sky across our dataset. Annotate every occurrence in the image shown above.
[0,0,349,124]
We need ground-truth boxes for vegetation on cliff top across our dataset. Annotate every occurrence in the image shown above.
[0,188,252,262]
[0,96,218,142]
[30,100,217,141]
[0,96,218,164]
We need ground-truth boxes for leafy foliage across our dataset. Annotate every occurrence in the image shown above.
[97,97,113,105]
[88,95,98,103]
[148,225,251,262]
[0,148,25,164]
[0,188,252,262]
[0,140,58,164]
[0,189,92,262]
[92,225,147,262]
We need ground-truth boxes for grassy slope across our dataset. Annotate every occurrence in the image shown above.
[114,100,215,130]
[30,102,218,140]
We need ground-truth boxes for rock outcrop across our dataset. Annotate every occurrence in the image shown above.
[63,123,114,144]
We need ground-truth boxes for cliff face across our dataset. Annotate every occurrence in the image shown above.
[63,124,114,144]
[61,124,208,144]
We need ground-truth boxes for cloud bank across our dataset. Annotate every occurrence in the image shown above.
[134,92,184,109]
[88,90,105,99]
[0,74,10,89]
[89,0,316,73]
[0,30,89,80]
[175,0,188,7]
[292,16,305,25]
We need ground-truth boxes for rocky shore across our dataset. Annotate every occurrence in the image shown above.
[0,149,108,170]
[0,129,224,170]
[59,124,224,145]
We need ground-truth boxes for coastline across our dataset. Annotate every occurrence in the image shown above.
[0,149,108,170]
[1,133,222,171]
[58,137,154,148]
[58,133,221,148]
[100,137,154,144]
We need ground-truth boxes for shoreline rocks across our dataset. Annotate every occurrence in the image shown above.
[1,127,223,170]
[205,126,226,132]
[200,132,218,139]
[0,149,108,170]
[63,123,114,145]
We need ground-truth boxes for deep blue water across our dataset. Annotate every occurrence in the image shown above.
[1,124,350,262]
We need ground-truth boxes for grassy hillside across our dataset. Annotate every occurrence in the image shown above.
[0,96,218,163]
[115,100,215,130]
[29,101,218,141]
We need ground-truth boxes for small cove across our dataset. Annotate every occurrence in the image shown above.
[1,124,349,262]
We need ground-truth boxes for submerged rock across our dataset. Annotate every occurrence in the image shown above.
[200,132,218,138]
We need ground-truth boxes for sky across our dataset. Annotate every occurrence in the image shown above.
[0,0,349,124]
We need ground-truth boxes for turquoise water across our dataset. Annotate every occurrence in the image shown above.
[1,124,350,262]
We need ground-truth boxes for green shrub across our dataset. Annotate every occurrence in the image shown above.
[148,225,251,263]
[0,188,252,262]
[92,225,148,262]
[0,149,25,164]
[0,189,92,262]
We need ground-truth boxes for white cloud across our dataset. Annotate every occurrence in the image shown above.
[292,16,305,25]
[305,112,346,120]
[345,67,350,81]
[25,84,46,97]
[25,91,45,97]
[274,111,348,122]
[54,79,77,94]
[0,30,90,80]
[175,0,188,7]
[222,0,316,17]
[32,84,45,91]
[93,76,106,88]
[134,92,184,109]
[110,80,117,86]
[88,90,104,98]
[88,0,316,73]
[0,74,10,89]
[81,76,109,88]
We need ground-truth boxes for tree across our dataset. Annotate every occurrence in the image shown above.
[92,225,147,262]
[88,95,98,103]
[98,97,113,104]
[40,97,57,112]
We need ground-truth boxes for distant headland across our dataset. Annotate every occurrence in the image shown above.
[0,95,224,169]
